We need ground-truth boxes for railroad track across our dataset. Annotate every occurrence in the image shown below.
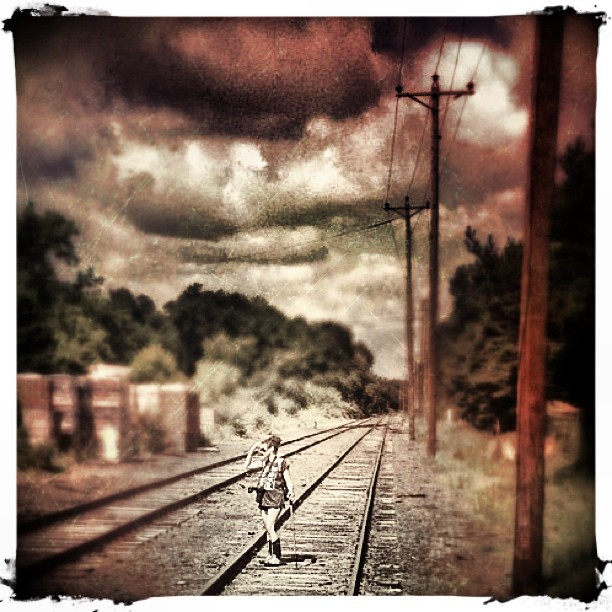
[16,418,374,596]
[204,416,396,596]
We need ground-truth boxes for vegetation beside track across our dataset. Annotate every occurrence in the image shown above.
[429,416,596,600]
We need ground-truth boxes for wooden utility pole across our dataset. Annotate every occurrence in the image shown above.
[397,76,474,457]
[419,299,428,418]
[384,196,427,441]
[405,205,416,441]
[512,12,565,597]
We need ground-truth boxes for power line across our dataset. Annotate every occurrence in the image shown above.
[434,20,448,74]
[208,216,401,264]
[443,40,488,163]
[384,99,402,205]
[384,18,408,208]
[441,19,465,133]
[470,39,489,82]
[397,18,408,85]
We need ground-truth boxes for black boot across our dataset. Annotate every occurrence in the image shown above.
[272,538,282,562]
[265,539,281,565]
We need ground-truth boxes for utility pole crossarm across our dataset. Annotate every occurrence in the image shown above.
[397,81,475,102]
[398,88,475,98]
[396,91,434,110]
[384,198,429,218]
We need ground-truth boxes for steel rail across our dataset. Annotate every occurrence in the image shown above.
[348,421,388,595]
[17,419,373,582]
[18,418,368,534]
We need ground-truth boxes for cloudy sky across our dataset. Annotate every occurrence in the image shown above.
[6,4,602,382]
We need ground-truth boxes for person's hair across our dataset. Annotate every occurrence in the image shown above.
[262,435,281,451]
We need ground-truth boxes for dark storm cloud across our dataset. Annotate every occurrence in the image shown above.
[371,17,513,59]
[261,199,388,231]
[177,242,329,266]
[102,18,384,140]
[127,203,238,241]
[12,16,120,184]
[10,16,388,145]
[18,146,83,181]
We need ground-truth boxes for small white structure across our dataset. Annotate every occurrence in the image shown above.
[88,364,131,380]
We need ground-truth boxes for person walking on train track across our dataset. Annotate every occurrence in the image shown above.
[244,435,294,566]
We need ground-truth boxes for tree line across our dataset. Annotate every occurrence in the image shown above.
[17,204,399,416]
[17,136,594,457]
[438,138,594,473]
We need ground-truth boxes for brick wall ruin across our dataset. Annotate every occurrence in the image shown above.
[17,374,52,446]
[17,373,204,462]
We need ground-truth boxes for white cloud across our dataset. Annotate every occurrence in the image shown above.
[113,137,226,202]
[229,142,268,171]
[419,42,529,148]
[278,146,357,202]
[441,188,524,243]
[222,142,270,219]
[225,226,323,255]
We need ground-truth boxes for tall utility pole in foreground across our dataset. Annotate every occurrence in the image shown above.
[385,196,428,441]
[397,76,474,457]
[512,12,564,597]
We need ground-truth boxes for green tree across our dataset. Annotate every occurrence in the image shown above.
[17,203,175,374]
[130,344,179,383]
[165,285,289,377]
[439,138,595,451]
[164,284,393,415]
[547,139,595,474]
[17,202,80,373]
[439,229,522,431]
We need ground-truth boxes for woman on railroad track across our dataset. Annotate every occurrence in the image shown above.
[244,435,294,566]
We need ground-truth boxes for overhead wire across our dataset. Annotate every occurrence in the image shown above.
[384,17,407,207]
[434,20,447,75]
[414,19,449,209]
[383,18,408,207]
[443,37,488,163]
[246,21,410,312]
[229,18,448,323]
[441,18,465,133]
[231,216,401,261]
[382,18,409,262]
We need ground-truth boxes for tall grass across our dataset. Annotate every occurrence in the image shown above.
[429,414,596,600]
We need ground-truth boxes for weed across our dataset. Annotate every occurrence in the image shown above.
[18,425,65,472]
[230,417,247,438]
[431,412,595,599]
[138,413,170,455]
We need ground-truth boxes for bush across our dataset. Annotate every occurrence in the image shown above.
[17,424,64,472]
[138,412,170,454]
[194,360,241,402]
[230,416,248,438]
[278,379,308,411]
[130,344,179,383]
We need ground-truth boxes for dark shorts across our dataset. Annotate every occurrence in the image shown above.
[258,489,285,510]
